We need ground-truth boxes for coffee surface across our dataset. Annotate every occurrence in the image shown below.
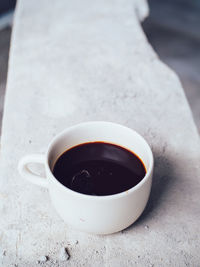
[53,142,146,196]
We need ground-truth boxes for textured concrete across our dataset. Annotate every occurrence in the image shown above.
[0,0,200,266]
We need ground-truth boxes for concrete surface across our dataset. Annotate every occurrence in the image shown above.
[1,2,200,136]
[0,0,200,266]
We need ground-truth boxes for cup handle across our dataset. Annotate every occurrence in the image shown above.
[18,154,48,188]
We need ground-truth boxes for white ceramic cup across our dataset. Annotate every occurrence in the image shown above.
[18,121,154,235]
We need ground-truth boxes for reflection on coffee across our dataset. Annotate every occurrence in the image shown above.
[53,142,146,196]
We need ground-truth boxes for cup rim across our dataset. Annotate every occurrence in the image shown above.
[46,121,154,200]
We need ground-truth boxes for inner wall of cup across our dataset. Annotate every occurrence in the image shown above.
[48,123,152,174]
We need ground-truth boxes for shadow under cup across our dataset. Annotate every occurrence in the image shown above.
[45,122,153,234]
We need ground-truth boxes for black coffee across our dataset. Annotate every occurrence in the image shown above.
[53,142,146,196]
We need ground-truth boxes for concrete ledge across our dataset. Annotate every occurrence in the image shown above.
[0,0,200,266]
